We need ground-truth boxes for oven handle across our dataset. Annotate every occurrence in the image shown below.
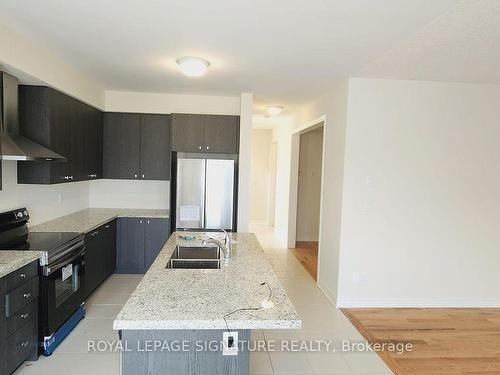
[49,238,85,264]
[43,247,85,276]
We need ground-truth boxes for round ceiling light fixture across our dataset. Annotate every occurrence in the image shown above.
[266,105,284,116]
[176,56,210,77]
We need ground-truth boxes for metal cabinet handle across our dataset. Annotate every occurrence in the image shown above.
[134,174,138,178]
[89,174,97,178]
[105,225,110,229]
[198,146,202,150]
[91,230,99,237]
[64,176,74,180]
[20,341,29,348]
[21,313,29,319]
[147,220,150,224]
[142,174,145,178]
[206,146,210,150]
[139,220,143,224]
[23,292,31,299]
[20,273,26,279]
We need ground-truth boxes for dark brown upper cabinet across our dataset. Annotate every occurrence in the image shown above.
[103,112,171,180]
[140,114,171,180]
[17,86,103,184]
[171,113,240,154]
[204,115,239,154]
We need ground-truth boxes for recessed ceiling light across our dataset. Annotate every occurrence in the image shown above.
[266,106,284,116]
[176,56,210,77]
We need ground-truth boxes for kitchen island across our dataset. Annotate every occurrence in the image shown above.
[113,231,301,375]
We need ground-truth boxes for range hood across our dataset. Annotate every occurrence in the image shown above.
[0,72,67,161]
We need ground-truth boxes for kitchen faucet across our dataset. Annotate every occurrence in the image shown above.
[202,228,231,259]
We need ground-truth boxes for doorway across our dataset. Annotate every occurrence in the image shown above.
[290,123,324,280]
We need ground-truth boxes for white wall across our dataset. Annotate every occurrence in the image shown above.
[273,81,348,304]
[268,142,278,227]
[296,126,324,242]
[0,23,104,108]
[338,78,500,307]
[250,129,272,223]
[237,93,253,232]
[89,180,170,209]
[0,161,89,226]
[271,117,294,242]
[105,90,240,115]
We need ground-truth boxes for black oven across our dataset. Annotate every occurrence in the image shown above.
[39,239,86,337]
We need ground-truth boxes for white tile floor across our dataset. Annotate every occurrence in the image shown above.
[13,226,391,375]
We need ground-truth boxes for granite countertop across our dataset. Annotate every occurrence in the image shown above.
[0,251,44,279]
[30,208,169,234]
[113,232,301,330]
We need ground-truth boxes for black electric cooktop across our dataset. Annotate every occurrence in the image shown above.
[0,231,82,251]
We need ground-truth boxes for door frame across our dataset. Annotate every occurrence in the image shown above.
[287,115,326,282]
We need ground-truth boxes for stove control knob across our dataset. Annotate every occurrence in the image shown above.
[17,212,23,218]
[23,210,28,216]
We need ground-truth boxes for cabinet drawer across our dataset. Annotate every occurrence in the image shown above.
[5,278,39,318]
[6,321,37,374]
[6,300,36,337]
[6,262,38,293]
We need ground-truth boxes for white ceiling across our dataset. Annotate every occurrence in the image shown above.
[360,0,500,84]
[2,0,496,111]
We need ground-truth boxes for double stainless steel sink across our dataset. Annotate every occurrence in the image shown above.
[166,245,221,269]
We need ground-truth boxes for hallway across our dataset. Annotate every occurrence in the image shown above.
[291,241,318,280]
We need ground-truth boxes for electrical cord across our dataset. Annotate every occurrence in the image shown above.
[223,282,273,334]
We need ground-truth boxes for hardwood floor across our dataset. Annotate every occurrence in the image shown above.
[343,308,500,375]
[290,241,318,280]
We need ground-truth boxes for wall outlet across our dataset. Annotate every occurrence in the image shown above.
[352,272,367,284]
[223,331,238,356]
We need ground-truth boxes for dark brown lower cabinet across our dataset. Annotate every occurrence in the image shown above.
[116,218,170,274]
[85,220,117,298]
[0,277,5,375]
[0,261,39,375]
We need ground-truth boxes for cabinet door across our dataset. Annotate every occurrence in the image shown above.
[171,114,205,152]
[103,220,117,277]
[116,218,146,274]
[84,230,100,298]
[140,114,171,180]
[49,89,73,183]
[71,97,86,181]
[103,113,141,179]
[144,218,170,271]
[204,115,240,154]
[84,107,103,180]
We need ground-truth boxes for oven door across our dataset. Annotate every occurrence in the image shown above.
[40,247,86,336]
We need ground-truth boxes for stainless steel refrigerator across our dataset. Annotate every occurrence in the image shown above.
[175,154,236,231]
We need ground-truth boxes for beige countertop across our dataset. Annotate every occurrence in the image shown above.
[30,208,169,234]
[0,251,44,279]
[113,232,301,330]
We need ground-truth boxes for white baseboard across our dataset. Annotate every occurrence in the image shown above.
[336,298,500,308]
[317,280,338,307]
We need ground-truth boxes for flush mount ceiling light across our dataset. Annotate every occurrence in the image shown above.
[266,105,284,116]
[176,57,210,77]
